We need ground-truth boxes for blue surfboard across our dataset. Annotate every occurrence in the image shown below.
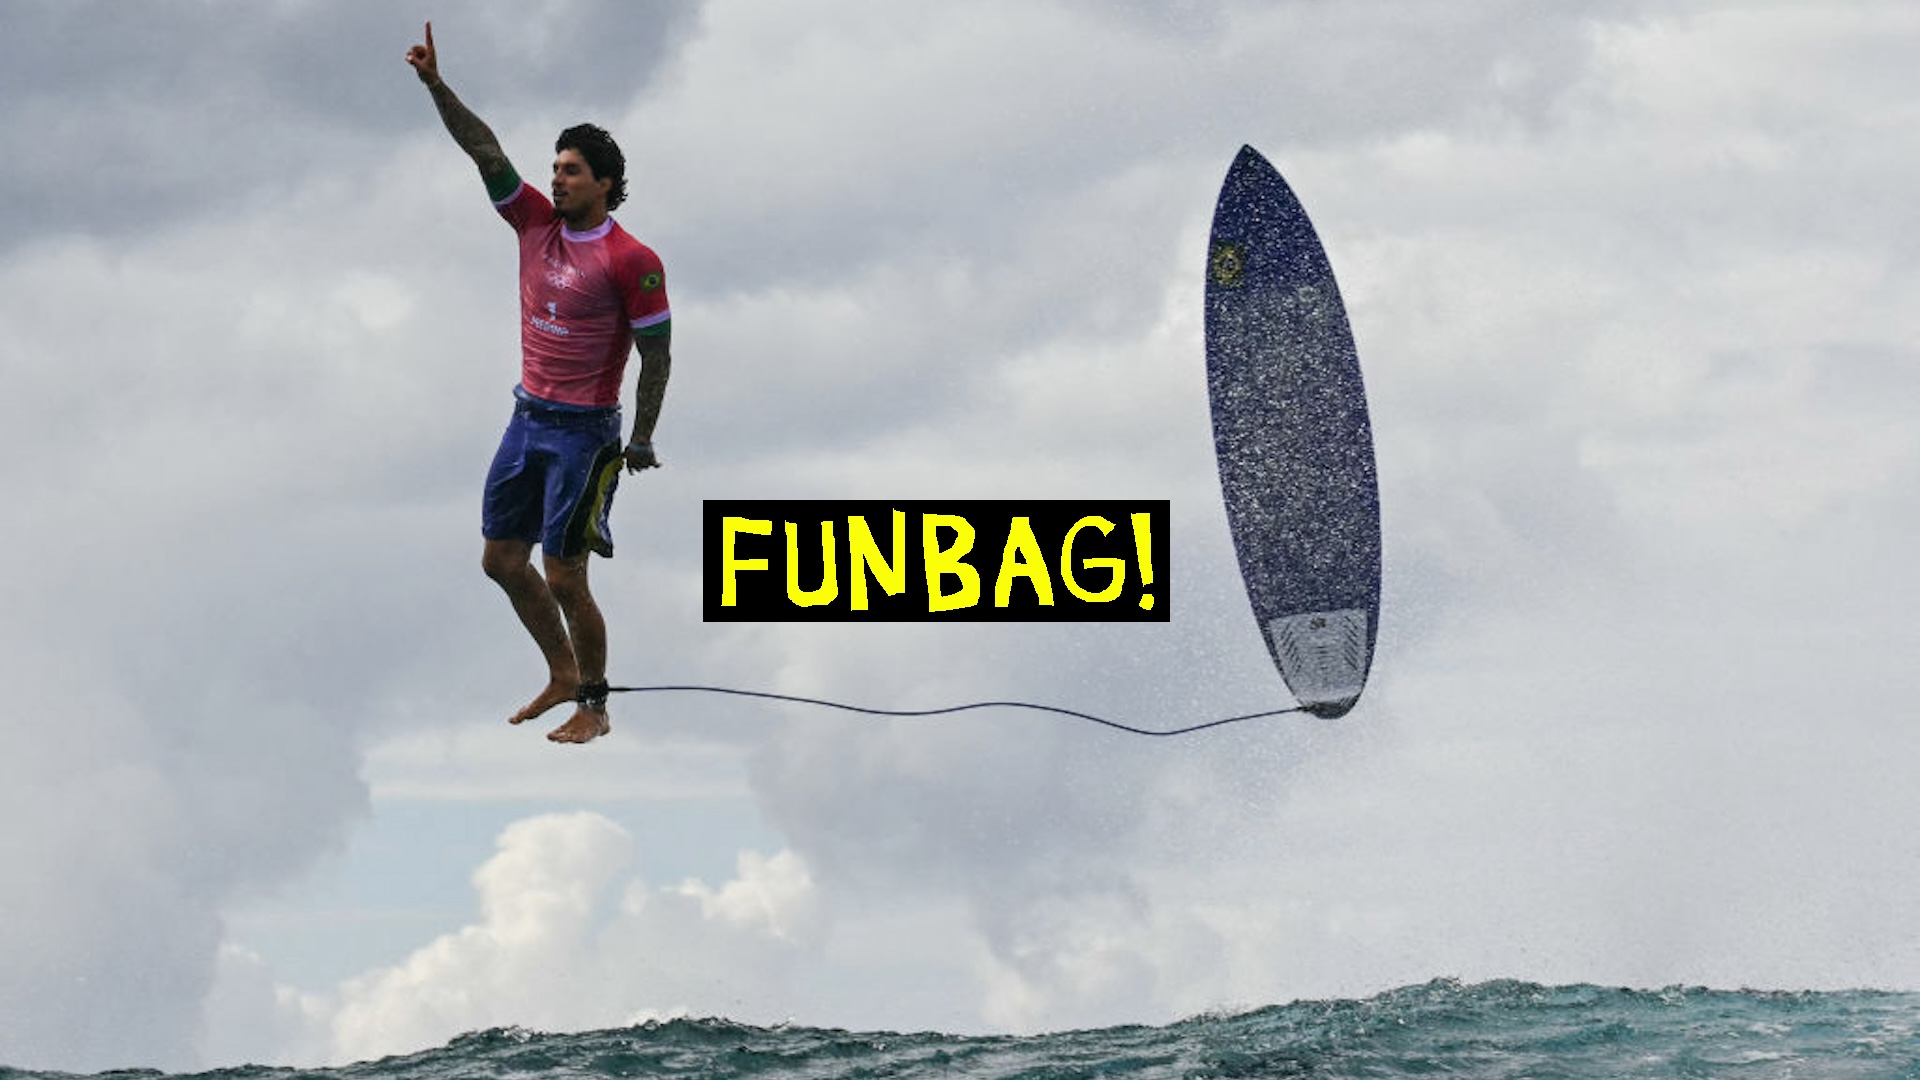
[1204,145,1381,719]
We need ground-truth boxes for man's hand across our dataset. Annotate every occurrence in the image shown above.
[624,442,660,473]
[405,21,440,85]
[407,22,512,178]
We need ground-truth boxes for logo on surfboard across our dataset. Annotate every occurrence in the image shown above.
[1209,242,1245,287]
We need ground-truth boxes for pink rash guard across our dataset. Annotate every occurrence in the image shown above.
[495,181,671,408]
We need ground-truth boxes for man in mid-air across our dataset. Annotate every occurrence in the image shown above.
[407,22,672,745]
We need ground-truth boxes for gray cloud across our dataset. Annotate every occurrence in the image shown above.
[2,0,1918,1070]
[0,0,698,251]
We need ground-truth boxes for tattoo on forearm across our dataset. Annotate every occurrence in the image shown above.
[428,81,510,176]
[633,350,671,441]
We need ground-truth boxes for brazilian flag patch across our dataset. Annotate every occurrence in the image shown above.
[641,271,664,291]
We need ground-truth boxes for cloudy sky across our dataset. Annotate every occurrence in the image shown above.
[2,0,1917,1071]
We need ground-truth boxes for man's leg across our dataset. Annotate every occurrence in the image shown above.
[542,552,611,744]
[482,538,582,723]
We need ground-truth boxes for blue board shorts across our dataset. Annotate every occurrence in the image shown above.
[483,386,624,559]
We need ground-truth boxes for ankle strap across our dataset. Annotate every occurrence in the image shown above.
[576,680,610,709]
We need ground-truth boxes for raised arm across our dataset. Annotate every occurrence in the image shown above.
[405,22,514,184]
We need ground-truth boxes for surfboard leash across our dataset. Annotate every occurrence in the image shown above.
[594,683,1306,737]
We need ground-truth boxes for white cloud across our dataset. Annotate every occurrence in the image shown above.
[228,812,824,1064]
[4,0,1919,1071]
[675,849,821,942]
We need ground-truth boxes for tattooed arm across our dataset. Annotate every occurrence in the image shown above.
[405,22,514,184]
[624,331,672,472]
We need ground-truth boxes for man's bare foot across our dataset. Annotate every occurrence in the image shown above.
[547,704,611,744]
[509,676,579,725]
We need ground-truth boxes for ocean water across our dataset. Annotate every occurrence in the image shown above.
[10,979,1920,1080]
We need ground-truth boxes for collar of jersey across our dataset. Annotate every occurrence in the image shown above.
[562,218,615,243]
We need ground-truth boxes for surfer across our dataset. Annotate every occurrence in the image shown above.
[406,22,673,745]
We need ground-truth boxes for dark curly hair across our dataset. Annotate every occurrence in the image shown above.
[555,123,628,211]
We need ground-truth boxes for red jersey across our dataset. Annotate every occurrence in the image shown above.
[495,182,671,407]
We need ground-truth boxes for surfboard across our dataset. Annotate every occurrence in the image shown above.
[1204,145,1381,719]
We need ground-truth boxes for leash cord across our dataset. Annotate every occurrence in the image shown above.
[601,683,1304,737]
